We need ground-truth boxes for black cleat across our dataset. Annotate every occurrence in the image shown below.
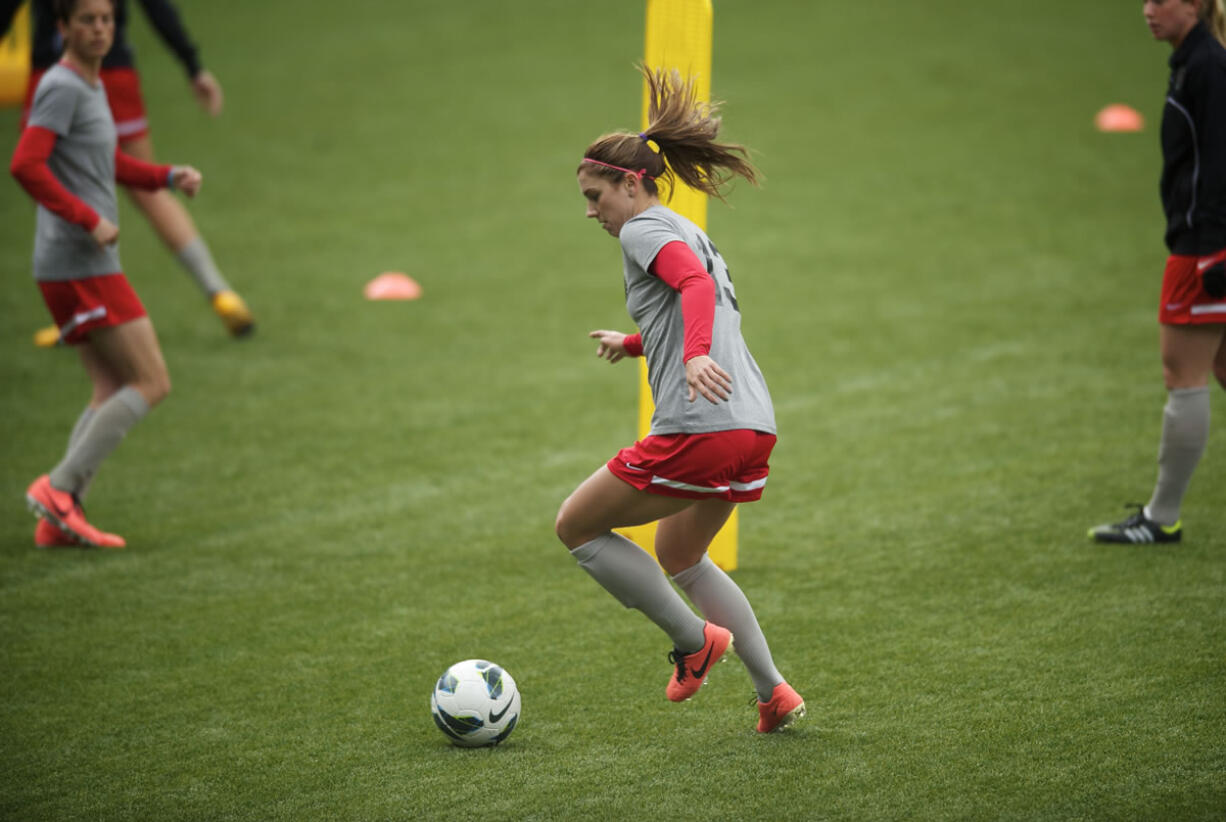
[1088,504,1182,544]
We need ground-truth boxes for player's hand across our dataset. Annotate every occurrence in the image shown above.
[171,166,203,197]
[91,217,119,248]
[191,70,224,116]
[685,355,732,403]
[589,329,629,363]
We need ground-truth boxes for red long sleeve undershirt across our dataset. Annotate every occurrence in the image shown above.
[623,240,716,361]
[9,125,171,231]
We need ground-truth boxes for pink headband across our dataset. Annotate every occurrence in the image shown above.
[581,158,655,180]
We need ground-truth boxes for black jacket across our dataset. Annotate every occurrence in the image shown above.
[0,0,201,79]
[1161,22,1226,254]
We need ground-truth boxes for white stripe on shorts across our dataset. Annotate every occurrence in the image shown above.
[648,475,768,494]
[1190,302,1226,316]
[60,305,108,337]
[650,476,730,494]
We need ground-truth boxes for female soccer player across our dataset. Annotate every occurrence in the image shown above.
[1089,0,1226,543]
[10,0,202,548]
[555,66,805,733]
[0,0,254,340]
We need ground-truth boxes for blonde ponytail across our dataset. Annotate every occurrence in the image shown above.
[1203,0,1226,45]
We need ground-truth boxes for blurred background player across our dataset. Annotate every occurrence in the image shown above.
[1,0,254,343]
[10,0,203,547]
[1089,0,1226,544]
[555,66,805,733]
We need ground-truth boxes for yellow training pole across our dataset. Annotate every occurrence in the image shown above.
[619,0,738,571]
[0,1,31,107]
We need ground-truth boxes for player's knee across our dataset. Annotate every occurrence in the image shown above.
[1160,352,1181,390]
[654,551,686,576]
[654,543,703,577]
[90,382,120,407]
[554,505,576,548]
[1161,356,1203,391]
[138,372,171,407]
[554,500,591,550]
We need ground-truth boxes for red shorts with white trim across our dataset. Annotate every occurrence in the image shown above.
[606,430,777,502]
[1159,247,1226,325]
[38,274,147,345]
[23,67,149,141]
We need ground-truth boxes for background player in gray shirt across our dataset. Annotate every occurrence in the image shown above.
[554,66,805,733]
[11,0,202,549]
[2,0,255,341]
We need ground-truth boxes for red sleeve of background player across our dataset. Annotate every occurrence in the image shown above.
[114,149,172,191]
[9,125,100,230]
[623,333,643,357]
[649,240,715,362]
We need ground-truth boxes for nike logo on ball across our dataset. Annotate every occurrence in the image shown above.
[489,703,512,723]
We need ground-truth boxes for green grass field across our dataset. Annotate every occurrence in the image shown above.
[2,1,1223,819]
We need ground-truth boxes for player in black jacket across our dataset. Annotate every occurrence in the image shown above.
[1090,0,1226,543]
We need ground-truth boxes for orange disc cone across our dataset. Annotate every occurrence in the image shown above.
[1095,104,1144,133]
[364,272,422,300]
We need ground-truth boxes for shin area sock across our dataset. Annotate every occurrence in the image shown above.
[672,555,784,701]
[571,532,706,652]
[1146,386,1210,525]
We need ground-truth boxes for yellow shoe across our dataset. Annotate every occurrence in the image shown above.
[33,324,61,347]
[211,290,255,337]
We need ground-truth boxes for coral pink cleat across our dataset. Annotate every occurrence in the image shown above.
[26,475,126,549]
[34,518,78,548]
[666,622,733,702]
[756,682,806,733]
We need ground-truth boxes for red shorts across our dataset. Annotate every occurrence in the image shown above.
[38,274,147,345]
[1159,247,1226,325]
[23,67,149,141]
[606,430,777,502]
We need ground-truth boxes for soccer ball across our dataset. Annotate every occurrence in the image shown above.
[430,659,521,747]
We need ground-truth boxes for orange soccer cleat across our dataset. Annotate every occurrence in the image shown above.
[34,518,78,548]
[25,475,126,549]
[755,682,806,733]
[665,621,733,702]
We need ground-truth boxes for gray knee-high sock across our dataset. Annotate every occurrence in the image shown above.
[49,386,150,496]
[1146,386,1210,525]
[672,555,783,701]
[66,405,95,451]
[63,405,97,499]
[571,532,707,652]
[176,236,231,296]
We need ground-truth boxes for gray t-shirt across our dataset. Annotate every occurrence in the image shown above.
[619,205,776,436]
[27,64,122,282]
